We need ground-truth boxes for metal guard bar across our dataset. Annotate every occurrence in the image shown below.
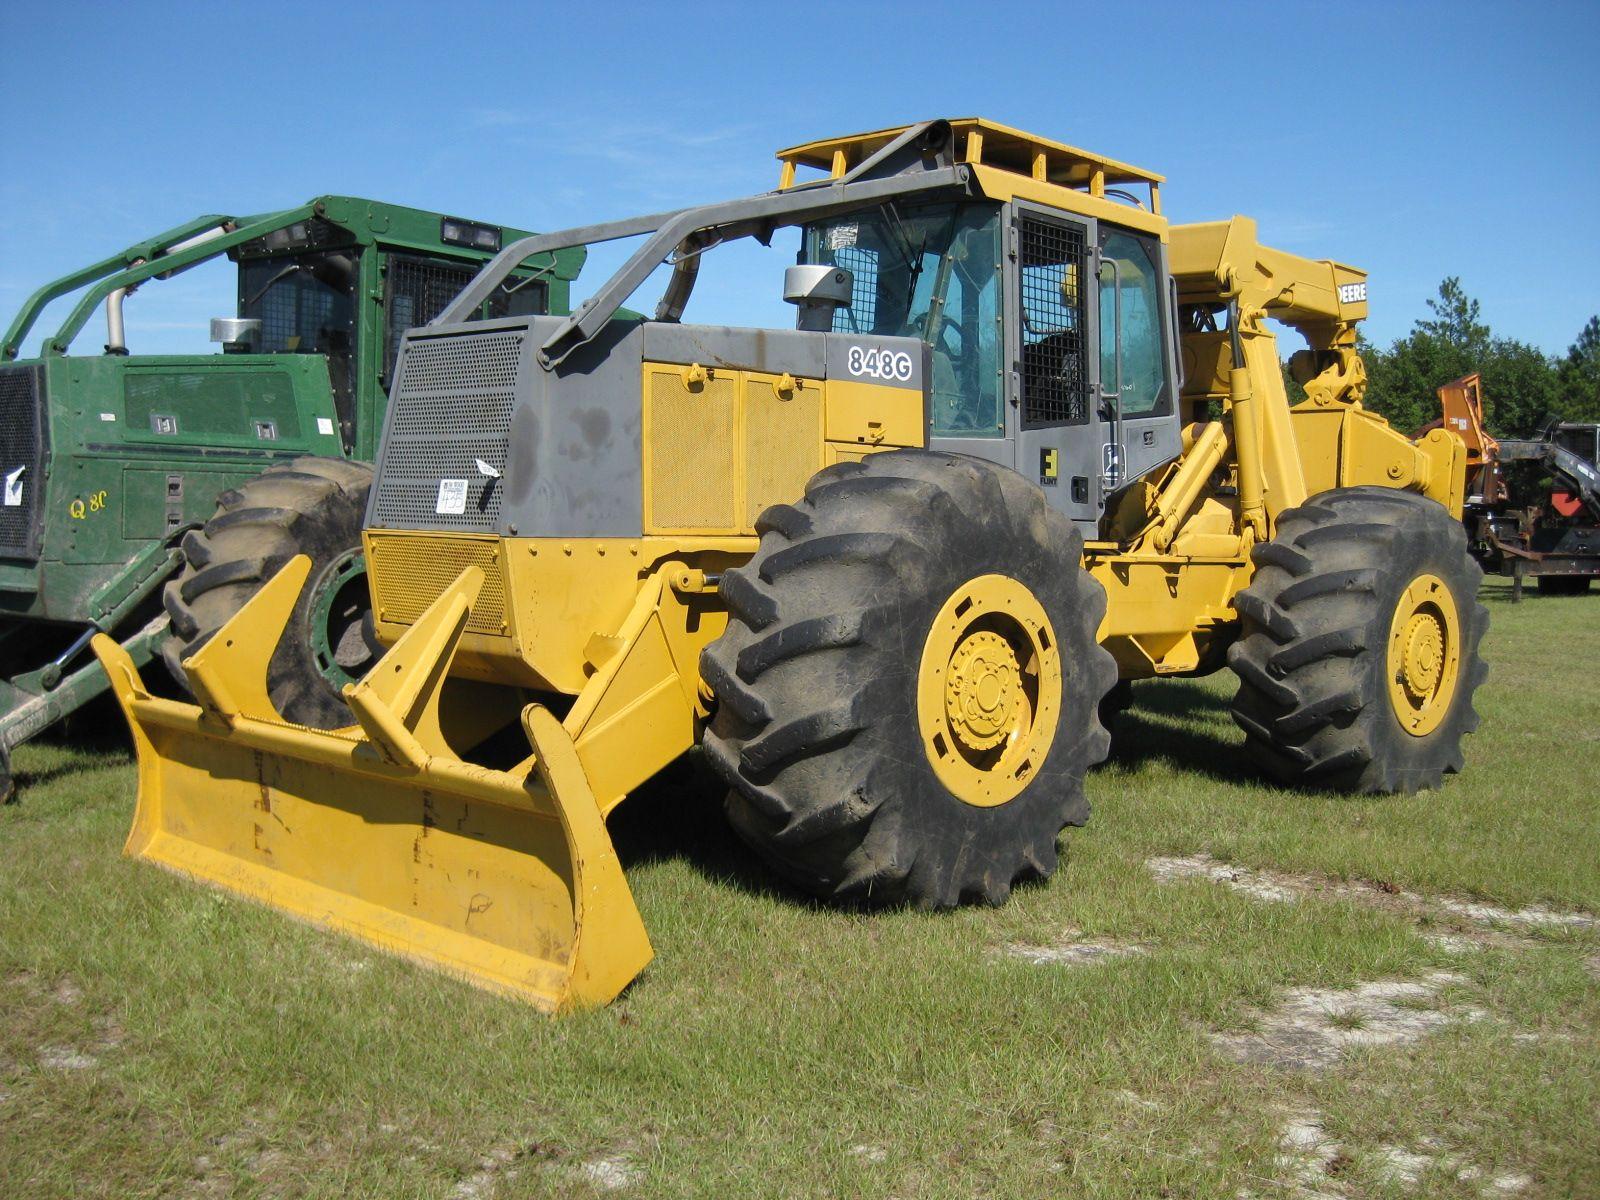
[436,121,972,369]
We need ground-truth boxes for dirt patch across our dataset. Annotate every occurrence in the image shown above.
[1114,1089,1161,1112]
[1146,855,1302,903]
[37,1045,97,1071]
[1254,1110,1530,1198]
[578,1152,639,1189]
[1145,853,1593,937]
[1434,897,1596,929]
[1212,971,1483,1071]
[1002,931,1148,967]
[52,978,83,1006]
[183,1119,335,1199]
[451,1147,518,1199]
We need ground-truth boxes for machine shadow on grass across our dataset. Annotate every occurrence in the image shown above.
[6,695,131,796]
[1103,680,1258,784]
[607,752,824,909]
[606,681,1262,910]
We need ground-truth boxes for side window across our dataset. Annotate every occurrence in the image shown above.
[237,254,356,357]
[1098,231,1171,419]
[1018,215,1089,427]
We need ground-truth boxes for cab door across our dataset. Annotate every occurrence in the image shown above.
[1093,226,1182,500]
[1010,202,1100,529]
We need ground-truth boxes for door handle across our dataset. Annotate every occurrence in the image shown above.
[1096,253,1124,490]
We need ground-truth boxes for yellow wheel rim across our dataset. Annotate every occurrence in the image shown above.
[917,574,1062,808]
[1385,573,1461,738]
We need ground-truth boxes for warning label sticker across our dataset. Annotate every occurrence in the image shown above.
[435,479,468,515]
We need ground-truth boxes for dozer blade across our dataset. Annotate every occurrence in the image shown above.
[91,555,653,1012]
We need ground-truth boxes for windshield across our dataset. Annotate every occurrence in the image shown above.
[238,252,356,357]
[803,203,1003,438]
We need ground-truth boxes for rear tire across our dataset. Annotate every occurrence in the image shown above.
[161,457,377,729]
[1228,487,1488,793]
[700,450,1116,908]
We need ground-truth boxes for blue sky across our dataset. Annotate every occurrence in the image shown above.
[3,0,1595,358]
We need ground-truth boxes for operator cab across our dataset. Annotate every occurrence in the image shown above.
[786,122,1183,530]
[221,216,555,448]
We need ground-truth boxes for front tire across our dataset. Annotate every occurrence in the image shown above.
[700,450,1116,908]
[161,457,377,729]
[1228,487,1488,793]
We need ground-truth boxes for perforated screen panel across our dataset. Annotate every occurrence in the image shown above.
[1019,216,1089,427]
[0,365,44,559]
[367,534,509,636]
[371,330,524,532]
[744,379,823,528]
[647,371,737,531]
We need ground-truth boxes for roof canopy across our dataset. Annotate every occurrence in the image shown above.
[777,118,1163,198]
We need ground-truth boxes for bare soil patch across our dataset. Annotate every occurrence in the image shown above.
[1211,971,1483,1071]
[1001,931,1148,967]
[1251,1109,1531,1198]
[1146,854,1594,937]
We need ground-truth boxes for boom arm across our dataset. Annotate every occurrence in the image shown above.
[1166,217,1463,536]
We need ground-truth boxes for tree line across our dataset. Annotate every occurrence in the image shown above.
[1290,278,1600,438]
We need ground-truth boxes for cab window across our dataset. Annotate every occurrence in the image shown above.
[1098,231,1171,419]
[804,203,1003,438]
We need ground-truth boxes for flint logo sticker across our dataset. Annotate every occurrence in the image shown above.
[3,466,25,507]
[435,479,469,515]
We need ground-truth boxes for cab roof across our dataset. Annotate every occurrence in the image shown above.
[776,117,1163,198]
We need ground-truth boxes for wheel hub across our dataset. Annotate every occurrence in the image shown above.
[1399,611,1444,700]
[1386,574,1462,737]
[917,575,1063,808]
[945,630,1021,751]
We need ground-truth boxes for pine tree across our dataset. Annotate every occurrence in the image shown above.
[1557,316,1600,422]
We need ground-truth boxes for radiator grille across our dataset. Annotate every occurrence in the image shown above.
[647,371,737,531]
[744,379,822,527]
[367,534,509,635]
[372,331,524,531]
[0,365,44,559]
[1019,216,1088,427]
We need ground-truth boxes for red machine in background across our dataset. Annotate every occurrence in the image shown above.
[1422,373,1600,597]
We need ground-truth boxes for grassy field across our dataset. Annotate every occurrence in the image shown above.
[1,577,1596,1199]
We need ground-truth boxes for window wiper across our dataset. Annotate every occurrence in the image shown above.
[245,263,302,307]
